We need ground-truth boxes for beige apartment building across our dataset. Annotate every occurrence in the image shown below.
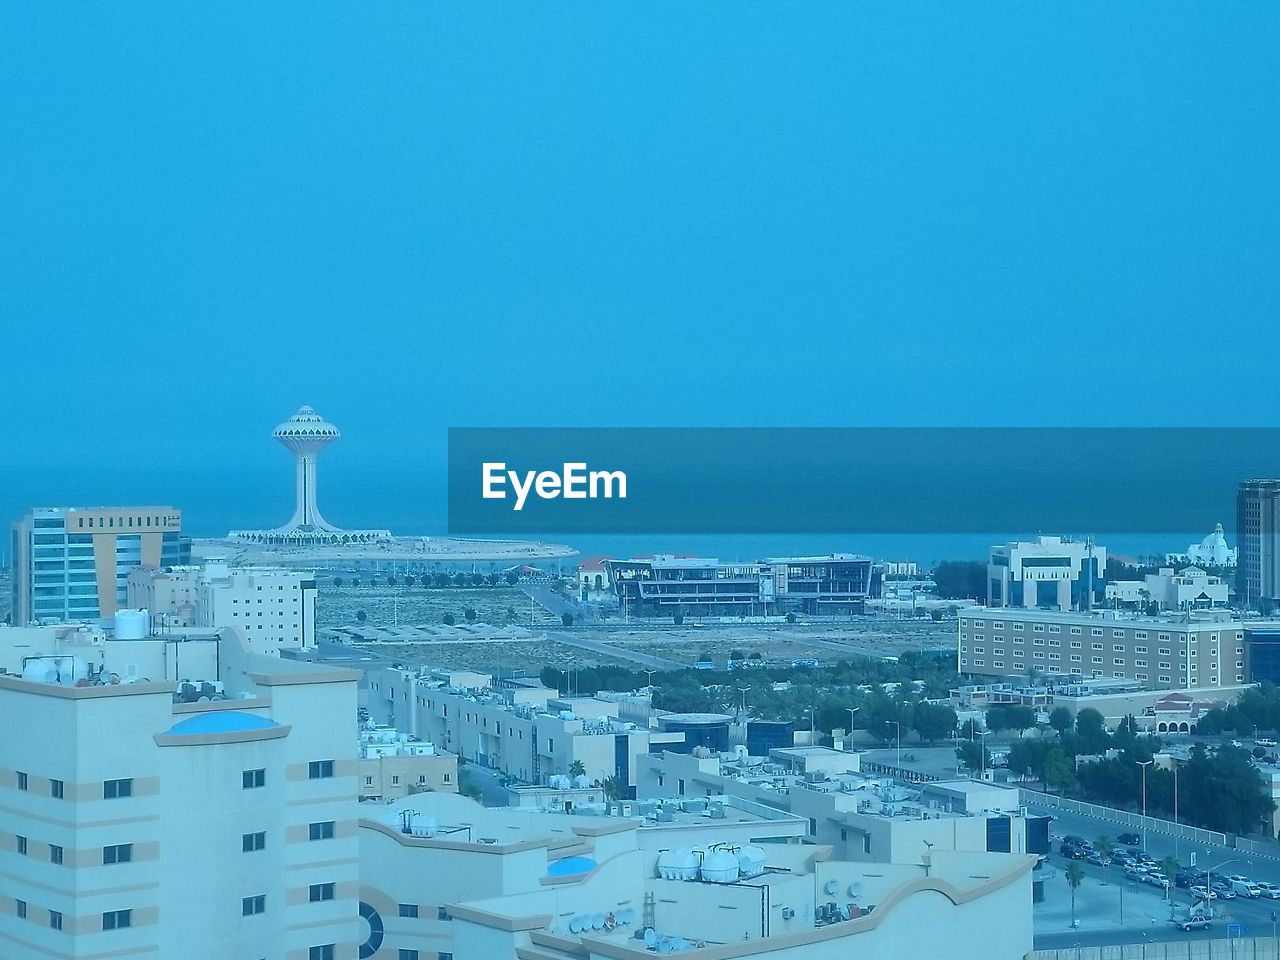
[0,624,362,960]
[959,607,1245,689]
[358,723,457,801]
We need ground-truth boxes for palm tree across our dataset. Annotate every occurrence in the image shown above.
[1065,861,1085,928]
[1161,856,1180,913]
[1094,836,1114,885]
[600,775,622,801]
[568,760,586,779]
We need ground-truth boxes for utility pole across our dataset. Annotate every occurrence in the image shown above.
[1136,760,1153,851]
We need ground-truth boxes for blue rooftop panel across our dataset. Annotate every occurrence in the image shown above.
[167,711,280,735]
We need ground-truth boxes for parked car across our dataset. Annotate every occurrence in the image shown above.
[1175,870,1198,889]
[1125,866,1150,882]
[1190,886,1218,901]
[1256,881,1280,899]
[1257,738,1277,747]
[1211,882,1237,899]
[1117,832,1141,846]
[1230,878,1260,898]
[1146,873,1172,889]
[1172,914,1213,932]
[1085,851,1105,866]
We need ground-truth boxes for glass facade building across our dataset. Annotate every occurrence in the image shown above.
[11,507,189,624]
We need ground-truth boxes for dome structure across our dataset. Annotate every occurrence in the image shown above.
[1183,522,1237,568]
[273,405,341,455]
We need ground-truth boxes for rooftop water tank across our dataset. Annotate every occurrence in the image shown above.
[21,660,57,683]
[573,774,590,789]
[701,849,740,884]
[737,845,767,878]
[656,848,700,881]
[113,609,149,640]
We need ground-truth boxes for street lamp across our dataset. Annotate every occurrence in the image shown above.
[1172,765,1180,863]
[978,729,992,780]
[887,720,902,768]
[846,707,860,750]
[1203,857,1238,918]
[1135,760,1154,852]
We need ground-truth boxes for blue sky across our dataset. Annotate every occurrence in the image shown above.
[1,3,1277,536]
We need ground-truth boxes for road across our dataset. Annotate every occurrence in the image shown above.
[544,630,686,671]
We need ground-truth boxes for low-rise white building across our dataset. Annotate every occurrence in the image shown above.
[365,666,663,794]
[1106,567,1229,611]
[127,557,317,656]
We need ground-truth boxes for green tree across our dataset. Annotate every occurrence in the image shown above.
[956,740,990,773]
[1009,739,1050,782]
[785,612,797,624]
[932,560,987,600]
[985,706,1008,734]
[332,576,344,587]
[505,570,520,585]
[355,610,367,623]
[599,775,623,801]
[1094,836,1114,885]
[1004,705,1036,736]
[911,702,958,744]
[568,760,586,778]
[1065,860,1085,928]
[464,607,477,622]
[1049,707,1074,737]
[1044,746,1074,794]
[674,612,684,625]
[443,612,456,626]
[562,612,575,627]
[1075,708,1110,753]
[958,718,982,740]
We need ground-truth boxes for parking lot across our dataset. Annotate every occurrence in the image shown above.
[1036,835,1280,949]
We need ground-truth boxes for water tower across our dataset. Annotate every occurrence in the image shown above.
[273,405,341,533]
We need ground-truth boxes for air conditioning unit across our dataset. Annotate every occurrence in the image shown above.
[781,907,796,919]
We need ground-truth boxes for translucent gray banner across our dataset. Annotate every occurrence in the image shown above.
[447,427,1280,534]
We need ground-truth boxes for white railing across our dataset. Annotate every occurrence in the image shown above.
[1035,936,1280,960]
[1020,789,1228,847]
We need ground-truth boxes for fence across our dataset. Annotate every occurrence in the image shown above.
[1020,789,1229,848]
[861,760,940,783]
[1035,936,1280,960]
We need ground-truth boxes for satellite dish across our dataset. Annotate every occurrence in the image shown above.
[592,914,604,930]
[569,917,584,934]
[824,879,839,895]
[848,881,863,897]
[643,928,658,947]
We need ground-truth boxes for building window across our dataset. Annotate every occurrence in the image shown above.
[1135,660,1147,667]
[1070,626,1082,635]
[17,836,27,855]
[50,779,64,799]
[1092,643,1103,650]
[399,903,419,918]
[242,832,266,852]
[438,907,451,921]
[102,909,132,930]
[103,843,133,864]
[17,772,27,791]
[1092,628,1103,637]
[309,821,335,841]
[309,883,335,902]
[50,844,63,864]
[1033,624,1045,633]
[308,760,334,780]
[1135,632,1148,640]
[399,951,420,960]
[103,778,133,799]
[1113,645,1124,652]
[242,895,266,916]
[1134,646,1147,654]
[1114,659,1125,666]
[1070,641,1082,649]
[243,769,266,789]
[309,947,335,960]
[50,910,62,930]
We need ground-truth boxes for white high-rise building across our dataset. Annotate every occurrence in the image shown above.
[987,536,1106,610]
